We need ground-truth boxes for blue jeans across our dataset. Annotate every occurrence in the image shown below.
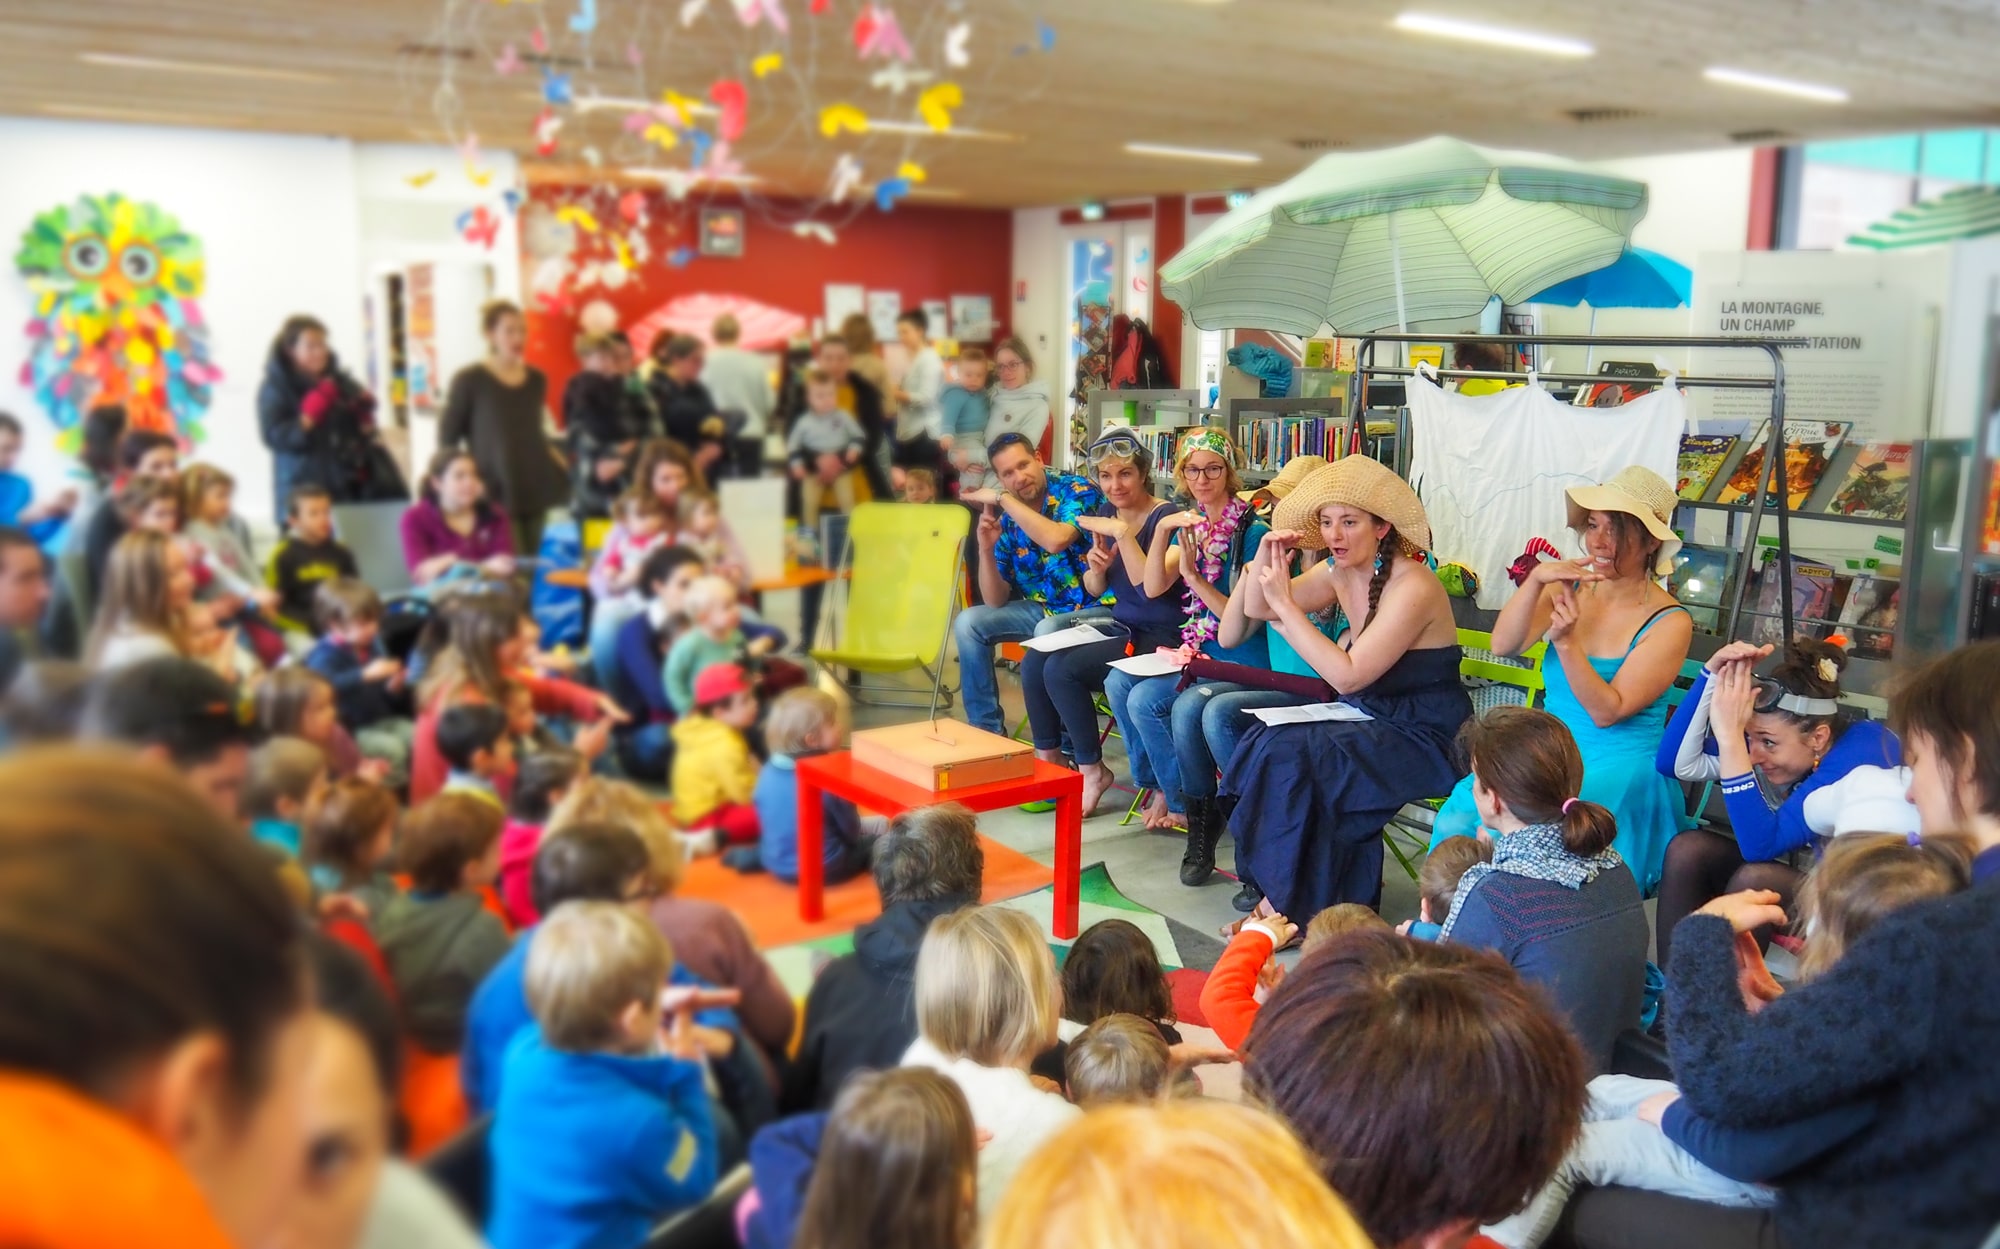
[1103,670,1183,809]
[953,599,1049,734]
[1019,609,1121,764]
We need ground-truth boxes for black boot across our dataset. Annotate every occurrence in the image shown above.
[1180,797,1221,886]
[1231,876,1264,912]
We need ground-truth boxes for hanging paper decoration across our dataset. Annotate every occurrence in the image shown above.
[625,41,644,67]
[730,0,788,32]
[668,246,696,268]
[459,132,493,187]
[581,146,603,167]
[529,27,548,53]
[870,64,931,94]
[555,205,602,233]
[917,82,961,132]
[14,192,218,442]
[818,103,869,137]
[542,67,574,106]
[661,91,701,127]
[875,178,912,212]
[793,221,837,245]
[532,107,563,156]
[405,170,437,188]
[708,79,748,143]
[494,43,523,76]
[456,206,502,249]
[945,22,971,68]
[643,123,680,150]
[706,141,744,181]
[683,128,715,168]
[854,4,914,61]
[829,153,863,203]
[810,0,830,13]
[618,190,647,223]
[679,0,709,27]
[752,52,783,78]
[898,160,927,183]
[569,0,597,34]
[502,189,524,215]
[1039,21,1056,51]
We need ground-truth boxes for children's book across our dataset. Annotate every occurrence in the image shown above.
[1717,421,1852,510]
[1676,434,1738,502]
[1747,553,1838,646]
[1823,442,1914,521]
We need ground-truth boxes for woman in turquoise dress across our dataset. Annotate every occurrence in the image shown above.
[1429,467,1693,894]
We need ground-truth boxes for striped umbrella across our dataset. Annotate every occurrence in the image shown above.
[1159,136,1649,336]
[1847,186,2000,250]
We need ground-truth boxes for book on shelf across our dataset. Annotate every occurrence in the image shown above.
[1240,416,1331,472]
[1747,552,1840,646]
[1716,420,1852,510]
[1823,442,1914,521]
[1983,459,2000,556]
[1971,571,2000,642]
[1676,434,1739,502]
[1574,360,1662,409]
[1668,543,1736,633]
[1835,572,1900,659]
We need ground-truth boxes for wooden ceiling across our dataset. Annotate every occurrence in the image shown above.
[5,0,2000,207]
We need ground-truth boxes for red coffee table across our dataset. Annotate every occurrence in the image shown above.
[795,751,1085,938]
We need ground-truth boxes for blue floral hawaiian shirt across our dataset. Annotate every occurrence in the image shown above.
[996,470,1111,613]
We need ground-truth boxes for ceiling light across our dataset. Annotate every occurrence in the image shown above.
[79,51,333,83]
[577,94,718,117]
[1225,190,1254,209]
[867,119,1022,142]
[39,102,248,128]
[619,167,762,186]
[1392,13,1594,57]
[1703,67,1848,104]
[1079,201,1107,221]
[1123,142,1261,165]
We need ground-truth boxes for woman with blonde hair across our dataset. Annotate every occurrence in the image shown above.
[901,904,1077,1219]
[550,778,794,1058]
[87,529,195,669]
[986,1100,1371,1249]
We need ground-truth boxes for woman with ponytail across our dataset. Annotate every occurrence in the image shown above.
[1430,467,1694,895]
[1441,705,1650,1073]
[1651,633,1899,968]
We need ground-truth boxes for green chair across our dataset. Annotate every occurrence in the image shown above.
[808,503,970,716]
[1383,628,1549,880]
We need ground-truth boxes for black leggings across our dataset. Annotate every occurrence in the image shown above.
[1654,829,1804,970]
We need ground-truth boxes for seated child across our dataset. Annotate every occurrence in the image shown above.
[374,792,512,1054]
[463,820,658,1114]
[679,491,745,587]
[1064,1014,1174,1108]
[787,368,866,536]
[180,464,283,626]
[488,901,721,1249]
[900,467,938,505]
[1484,831,1974,1249]
[1060,918,1183,1045]
[752,687,885,885]
[255,666,388,784]
[593,489,673,614]
[663,576,767,717]
[497,747,589,929]
[671,662,762,851]
[306,577,415,770]
[743,1067,977,1249]
[1402,836,1495,942]
[502,678,610,766]
[0,410,76,545]
[1199,903,1391,1051]
[245,736,330,860]
[613,548,788,741]
[438,702,515,809]
[266,483,360,634]
[303,776,401,918]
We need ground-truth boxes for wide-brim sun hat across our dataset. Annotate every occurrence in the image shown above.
[1565,465,1681,577]
[1239,454,1328,502]
[1272,456,1431,555]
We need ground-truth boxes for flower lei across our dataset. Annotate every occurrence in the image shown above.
[1181,497,1251,647]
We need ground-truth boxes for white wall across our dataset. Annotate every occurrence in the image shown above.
[0,119,365,524]
[1010,206,1064,390]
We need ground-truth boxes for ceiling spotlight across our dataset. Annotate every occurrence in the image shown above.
[1392,13,1593,57]
[80,52,333,83]
[1703,67,1848,104]
[1123,142,1261,165]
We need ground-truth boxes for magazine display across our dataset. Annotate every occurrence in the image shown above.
[1824,442,1914,521]
[1836,573,1900,659]
[1676,434,1739,502]
[1717,420,1852,510]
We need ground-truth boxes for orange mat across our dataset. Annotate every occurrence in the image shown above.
[676,834,1053,949]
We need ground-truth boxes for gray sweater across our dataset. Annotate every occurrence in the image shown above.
[787,408,867,462]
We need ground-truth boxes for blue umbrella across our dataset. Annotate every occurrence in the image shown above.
[1527,246,1691,308]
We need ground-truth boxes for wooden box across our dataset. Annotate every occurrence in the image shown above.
[851,720,1035,792]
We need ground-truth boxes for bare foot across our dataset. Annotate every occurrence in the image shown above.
[1161,809,1188,832]
[1079,762,1116,816]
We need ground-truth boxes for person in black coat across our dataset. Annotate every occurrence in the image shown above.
[646,333,728,490]
[780,805,984,1113]
[257,315,406,521]
[564,332,657,518]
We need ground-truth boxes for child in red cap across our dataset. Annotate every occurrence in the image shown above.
[671,661,762,852]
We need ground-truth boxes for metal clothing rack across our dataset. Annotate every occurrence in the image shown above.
[1346,332,1803,644]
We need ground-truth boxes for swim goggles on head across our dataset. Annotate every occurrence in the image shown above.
[1752,677,1839,718]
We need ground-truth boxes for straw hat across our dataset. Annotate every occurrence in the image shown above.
[1271,456,1431,555]
[1565,466,1681,577]
[1238,454,1327,502]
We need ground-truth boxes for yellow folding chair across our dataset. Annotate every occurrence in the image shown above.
[808,502,970,715]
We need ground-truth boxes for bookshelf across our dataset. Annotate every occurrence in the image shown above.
[1959,315,2000,646]
[1219,397,1356,481]
[1075,387,1213,491]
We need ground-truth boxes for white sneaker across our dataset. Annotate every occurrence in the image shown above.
[677,829,720,859]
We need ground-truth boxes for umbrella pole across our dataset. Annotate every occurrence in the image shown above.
[1586,306,1597,372]
[1389,213,1410,367]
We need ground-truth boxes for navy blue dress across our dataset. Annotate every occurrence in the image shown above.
[1220,644,1471,916]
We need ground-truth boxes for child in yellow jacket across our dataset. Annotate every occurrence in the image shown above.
[671,662,762,854]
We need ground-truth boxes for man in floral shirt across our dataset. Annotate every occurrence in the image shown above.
[955,432,1108,734]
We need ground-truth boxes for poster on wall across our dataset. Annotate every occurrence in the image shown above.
[825,283,865,331]
[867,291,901,344]
[405,263,442,413]
[13,191,220,444]
[922,299,951,341]
[699,207,745,258]
[1691,281,1919,443]
[951,294,994,342]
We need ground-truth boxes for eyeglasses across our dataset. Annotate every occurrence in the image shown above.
[1183,463,1228,481]
[995,358,1027,371]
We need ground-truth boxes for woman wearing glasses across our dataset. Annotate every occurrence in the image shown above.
[1022,431,1181,815]
[1098,431,1270,848]
[970,338,1052,490]
[1649,635,1900,968]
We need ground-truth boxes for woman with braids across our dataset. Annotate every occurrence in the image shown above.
[1220,456,1469,917]
[1650,633,1898,969]
[1429,467,1694,895]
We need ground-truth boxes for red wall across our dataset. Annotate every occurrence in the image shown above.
[523,185,1014,404]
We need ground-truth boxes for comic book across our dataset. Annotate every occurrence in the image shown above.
[1676,434,1738,502]
[1823,442,1914,521]
[1717,420,1851,510]
[1836,573,1900,659]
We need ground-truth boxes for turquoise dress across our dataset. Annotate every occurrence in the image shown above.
[1430,605,1691,894]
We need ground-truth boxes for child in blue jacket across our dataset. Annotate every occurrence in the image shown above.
[750,687,883,883]
[489,900,721,1249]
